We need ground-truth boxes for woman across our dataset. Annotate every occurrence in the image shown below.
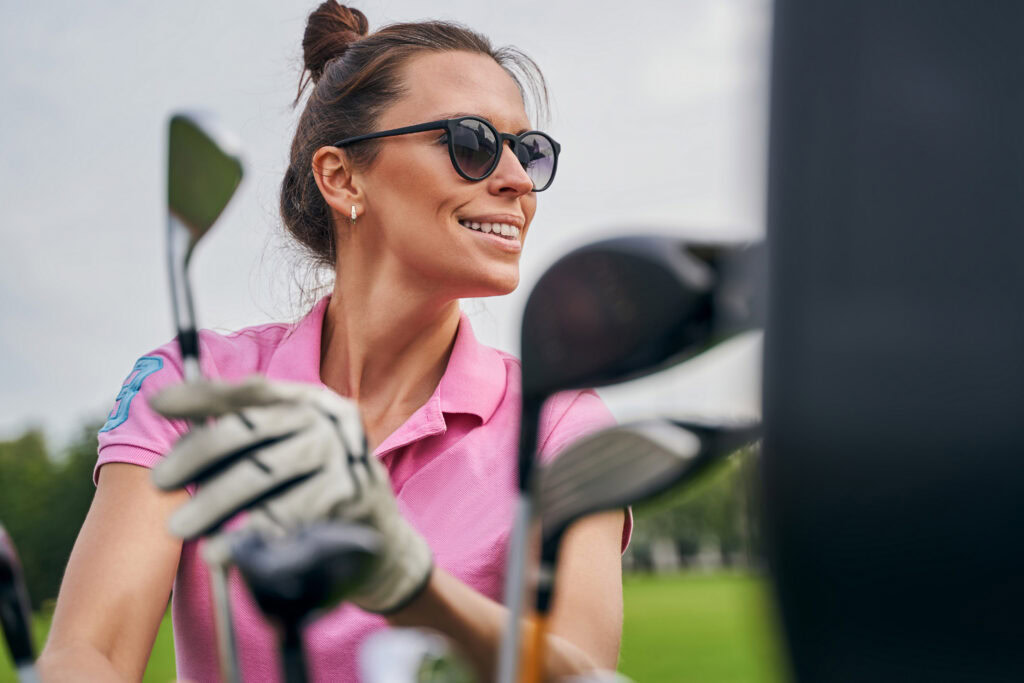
[38,3,628,681]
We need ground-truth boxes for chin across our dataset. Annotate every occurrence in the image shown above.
[462,272,519,298]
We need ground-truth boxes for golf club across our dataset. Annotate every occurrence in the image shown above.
[521,418,761,682]
[358,627,475,683]
[498,235,765,683]
[0,524,39,683]
[230,523,381,683]
[165,111,244,683]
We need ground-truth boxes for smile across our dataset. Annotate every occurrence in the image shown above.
[458,219,521,241]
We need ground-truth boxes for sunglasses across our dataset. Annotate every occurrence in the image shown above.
[333,116,560,192]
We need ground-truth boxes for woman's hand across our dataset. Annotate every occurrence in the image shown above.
[149,376,433,614]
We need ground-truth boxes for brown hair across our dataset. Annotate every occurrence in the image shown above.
[280,1,548,270]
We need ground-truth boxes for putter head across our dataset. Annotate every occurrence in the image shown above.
[520,235,765,401]
[231,522,381,626]
[168,112,244,245]
[534,418,760,612]
[0,524,36,666]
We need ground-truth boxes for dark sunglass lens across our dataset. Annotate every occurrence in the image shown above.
[518,133,556,190]
[451,120,498,178]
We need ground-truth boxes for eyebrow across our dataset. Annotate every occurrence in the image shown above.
[434,111,532,136]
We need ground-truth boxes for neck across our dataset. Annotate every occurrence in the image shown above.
[320,238,462,425]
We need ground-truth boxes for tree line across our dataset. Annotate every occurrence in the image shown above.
[0,424,100,609]
[626,446,763,571]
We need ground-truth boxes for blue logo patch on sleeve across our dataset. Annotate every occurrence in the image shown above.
[100,356,164,433]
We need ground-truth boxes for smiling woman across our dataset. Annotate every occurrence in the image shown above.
[37,2,628,682]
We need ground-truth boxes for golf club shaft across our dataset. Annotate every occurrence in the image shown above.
[168,213,242,683]
[14,664,40,683]
[498,397,543,683]
[282,624,309,683]
[497,498,531,683]
[168,215,199,366]
[209,561,241,683]
[523,614,546,683]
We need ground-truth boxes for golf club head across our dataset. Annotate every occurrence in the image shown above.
[0,524,36,669]
[231,522,381,627]
[520,235,765,402]
[534,418,760,612]
[166,112,244,381]
[168,112,244,245]
[499,236,765,683]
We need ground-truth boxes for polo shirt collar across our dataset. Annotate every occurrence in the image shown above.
[264,297,508,452]
[437,309,508,424]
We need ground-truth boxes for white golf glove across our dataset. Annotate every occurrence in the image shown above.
[149,376,433,614]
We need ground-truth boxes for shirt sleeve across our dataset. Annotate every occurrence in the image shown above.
[536,389,633,553]
[94,340,189,489]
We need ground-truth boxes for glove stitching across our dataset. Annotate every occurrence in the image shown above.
[318,406,373,498]
[248,453,272,474]
[195,468,323,538]
[257,503,284,528]
[234,409,256,431]
[188,430,300,483]
[344,450,365,502]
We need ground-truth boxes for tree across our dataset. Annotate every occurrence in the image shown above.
[626,447,763,570]
[0,423,100,608]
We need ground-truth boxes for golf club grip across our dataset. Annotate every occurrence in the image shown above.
[0,595,35,664]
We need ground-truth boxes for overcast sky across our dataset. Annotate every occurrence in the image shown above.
[0,0,770,446]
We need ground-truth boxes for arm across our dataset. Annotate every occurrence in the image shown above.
[389,509,626,681]
[37,463,187,683]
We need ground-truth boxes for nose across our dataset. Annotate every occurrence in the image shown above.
[487,140,535,196]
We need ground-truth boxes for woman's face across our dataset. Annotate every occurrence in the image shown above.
[356,50,539,298]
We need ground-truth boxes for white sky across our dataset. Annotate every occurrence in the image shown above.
[0,0,770,446]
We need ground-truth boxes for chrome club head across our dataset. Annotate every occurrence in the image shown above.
[536,418,761,612]
[165,111,244,381]
[168,112,244,246]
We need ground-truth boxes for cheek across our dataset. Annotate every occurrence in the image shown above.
[372,144,451,198]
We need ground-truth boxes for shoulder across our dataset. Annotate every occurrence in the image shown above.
[536,388,616,464]
[491,350,616,462]
[116,320,291,383]
[94,319,294,482]
[195,321,292,380]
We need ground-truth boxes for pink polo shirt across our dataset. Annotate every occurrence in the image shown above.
[95,297,630,682]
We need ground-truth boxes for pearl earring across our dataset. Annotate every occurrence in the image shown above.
[351,205,358,225]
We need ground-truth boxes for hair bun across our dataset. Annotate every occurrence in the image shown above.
[302,2,369,84]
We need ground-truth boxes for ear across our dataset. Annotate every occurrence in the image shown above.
[312,146,365,220]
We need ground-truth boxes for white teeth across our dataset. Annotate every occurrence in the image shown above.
[459,219,522,240]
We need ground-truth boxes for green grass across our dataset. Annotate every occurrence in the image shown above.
[2,572,788,682]
[618,572,790,682]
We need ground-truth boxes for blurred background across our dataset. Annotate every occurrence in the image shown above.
[0,1,782,680]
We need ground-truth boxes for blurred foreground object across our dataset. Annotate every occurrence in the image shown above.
[165,111,244,683]
[0,524,39,682]
[763,0,1024,680]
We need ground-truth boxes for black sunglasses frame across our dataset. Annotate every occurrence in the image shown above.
[332,116,561,192]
